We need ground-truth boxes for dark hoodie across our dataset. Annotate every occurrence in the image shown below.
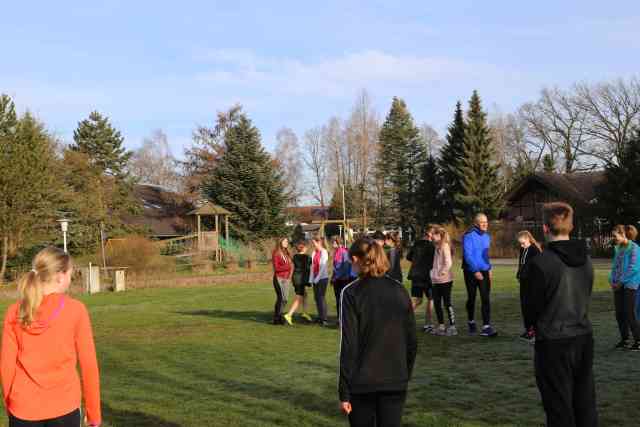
[406,239,435,282]
[522,239,594,341]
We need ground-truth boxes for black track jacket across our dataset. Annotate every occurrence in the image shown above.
[338,275,417,402]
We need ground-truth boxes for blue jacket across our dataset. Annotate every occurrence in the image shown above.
[462,226,492,273]
[609,241,640,290]
[332,247,353,281]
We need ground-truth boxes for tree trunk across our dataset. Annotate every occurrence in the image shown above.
[0,236,8,285]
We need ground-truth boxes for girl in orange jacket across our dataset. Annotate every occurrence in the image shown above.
[1,247,101,426]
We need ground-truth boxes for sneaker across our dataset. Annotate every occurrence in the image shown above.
[446,325,458,336]
[423,324,434,334]
[435,325,447,336]
[615,340,628,349]
[283,313,293,326]
[320,321,330,327]
[628,341,640,352]
[480,325,498,337]
[301,313,312,322]
[519,330,535,344]
[468,321,478,336]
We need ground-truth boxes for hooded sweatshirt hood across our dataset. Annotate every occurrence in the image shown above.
[547,239,588,267]
[20,294,66,336]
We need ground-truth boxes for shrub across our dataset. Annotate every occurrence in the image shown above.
[105,235,165,272]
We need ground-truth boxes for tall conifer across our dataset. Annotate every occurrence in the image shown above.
[439,102,467,222]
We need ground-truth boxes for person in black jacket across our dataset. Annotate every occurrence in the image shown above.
[385,231,403,283]
[521,202,598,427]
[516,230,542,343]
[407,226,436,333]
[339,238,417,427]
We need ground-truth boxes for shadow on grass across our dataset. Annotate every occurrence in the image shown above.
[103,403,183,427]
[176,309,273,323]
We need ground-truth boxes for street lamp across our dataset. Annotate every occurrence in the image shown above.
[57,218,70,253]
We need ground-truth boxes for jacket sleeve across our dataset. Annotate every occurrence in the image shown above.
[522,262,546,330]
[463,234,480,273]
[1,306,18,410]
[339,290,358,402]
[319,250,329,279]
[620,245,639,286]
[405,297,417,379]
[442,244,453,276]
[75,304,101,426]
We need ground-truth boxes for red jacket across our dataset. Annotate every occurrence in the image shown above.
[272,251,292,279]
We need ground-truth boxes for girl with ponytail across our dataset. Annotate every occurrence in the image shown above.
[338,238,417,426]
[1,247,101,427]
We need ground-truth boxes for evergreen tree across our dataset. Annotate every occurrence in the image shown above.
[203,112,287,241]
[416,155,446,233]
[542,154,556,173]
[456,91,505,220]
[597,130,640,224]
[439,102,467,222]
[72,111,132,177]
[0,94,18,138]
[376,97,426,231]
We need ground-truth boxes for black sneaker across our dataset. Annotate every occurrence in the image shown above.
[627,341,640,352]
[479,325,498,337]
[468,321,478,336]
[615,340,628,349]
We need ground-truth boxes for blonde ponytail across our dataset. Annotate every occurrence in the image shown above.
[17,247,72,327]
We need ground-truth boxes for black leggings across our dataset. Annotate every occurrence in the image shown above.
[349,391,407,427]
[614,287,640,342]
[9,409,80,427]
[464,270,491,325]
[432,282,455,325]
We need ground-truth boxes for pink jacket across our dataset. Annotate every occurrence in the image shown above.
[431,243,453,284]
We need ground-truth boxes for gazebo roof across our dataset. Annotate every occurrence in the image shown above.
[187,201,232,216]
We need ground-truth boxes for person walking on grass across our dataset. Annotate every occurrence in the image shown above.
[283,241,313,325]
[339,238,417,427]
[385,232,403,284]
[310,234,330,327]
[271,238,292,325]
[462,213,497,337]
[522,202,598,427]
[609,224,640,351]
[407,226,436,333]
[516,231,542,343]
[431,227,457,336]
[1,246,101,427]
[331,236,353,325]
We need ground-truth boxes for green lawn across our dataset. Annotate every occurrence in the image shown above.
[0,264,638,427]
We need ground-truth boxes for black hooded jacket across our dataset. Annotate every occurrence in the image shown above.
[521,239,593,341]
[406,239,435,282]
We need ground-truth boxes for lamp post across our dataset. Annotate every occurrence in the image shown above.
[57,219,69,253]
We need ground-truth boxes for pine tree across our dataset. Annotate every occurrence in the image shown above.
[456,91,505,221]
[72,111,132,178]
[416,155,446,233]
[597,131,640,224]
[202,112,287,241]
[376,97,426,231]
[439,102,467,222]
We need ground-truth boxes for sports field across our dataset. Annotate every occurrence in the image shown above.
[0,264,637,427]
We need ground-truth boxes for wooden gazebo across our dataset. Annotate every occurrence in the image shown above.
[187,202,232,259]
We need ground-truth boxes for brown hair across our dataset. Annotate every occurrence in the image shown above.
[542,202,574,236]
[613,225,639,242]
[273,238,292,261]
[433,226,454,255]
[349,238,390,278]
[17,247,72,327]
[516,230,542,252]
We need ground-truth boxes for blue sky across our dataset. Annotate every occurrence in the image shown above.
[2,1,639,156]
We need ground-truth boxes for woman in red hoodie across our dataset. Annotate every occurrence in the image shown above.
[271,238,293,325]
[1,246,101,427]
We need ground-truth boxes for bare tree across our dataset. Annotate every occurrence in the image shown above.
[519,87,596,173]
[573,77,640,166]
[274,127,304,205]
[129,129,180,190]
[303,127,327,207]
[419,123,443,157]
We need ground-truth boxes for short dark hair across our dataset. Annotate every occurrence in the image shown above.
[372,230,385,241]
[542,202,574,236]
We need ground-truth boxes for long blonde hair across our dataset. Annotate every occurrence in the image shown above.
[433,226,454,255]
[517,230,542,252]
[18,247,72,327]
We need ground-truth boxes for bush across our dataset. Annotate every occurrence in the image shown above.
[105,235,165,272]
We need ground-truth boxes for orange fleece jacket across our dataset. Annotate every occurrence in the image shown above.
[1,294,101,425]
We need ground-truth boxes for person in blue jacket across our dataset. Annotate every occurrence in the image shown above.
[609,224,640,351]
[462,213,497,337]
[332,236,354,324]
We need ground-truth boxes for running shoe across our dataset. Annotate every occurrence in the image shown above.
[283,313,293,326]
[446,325,458,336]
[423,324,434,334]
[628,341,640,352]
[435,325,447,336]
[480,325,498,337]
[468,321,478,336]
[301,312,312,322]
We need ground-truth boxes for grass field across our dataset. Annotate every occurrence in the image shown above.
[0,264,638,427]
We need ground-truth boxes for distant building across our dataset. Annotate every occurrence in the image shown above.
[285,205,330,225]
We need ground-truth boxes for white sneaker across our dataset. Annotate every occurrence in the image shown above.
[446,325,458,336]
[435,325,447,336]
